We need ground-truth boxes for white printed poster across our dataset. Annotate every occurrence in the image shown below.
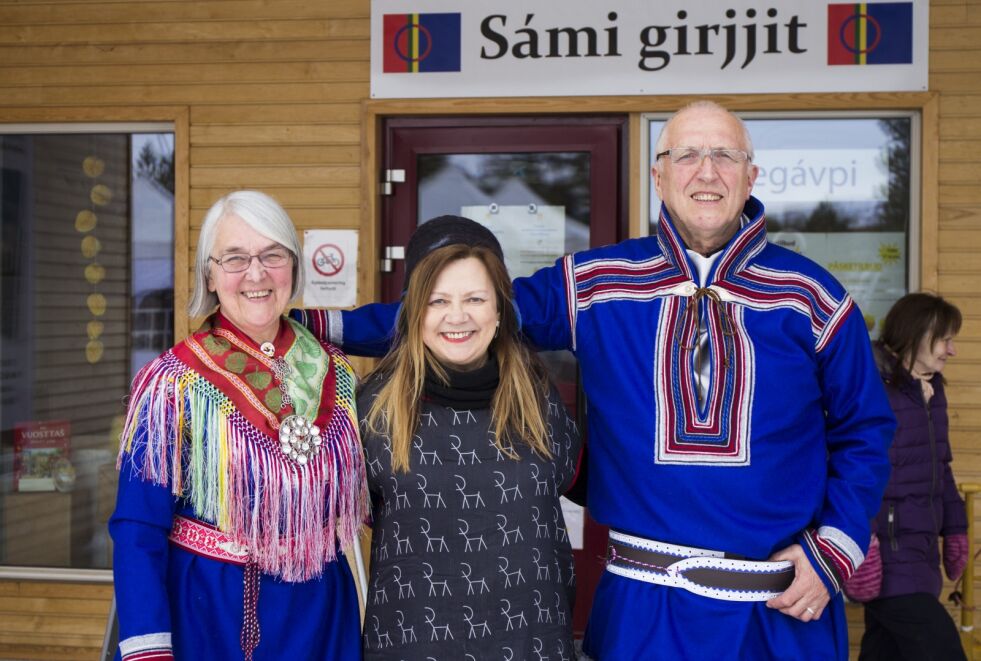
[560,497,585,550]
[770,231,905,338]
[302,229,358,308]
[461,204,565,279]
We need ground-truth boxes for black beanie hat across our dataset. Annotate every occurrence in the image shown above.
[403,215,505,289]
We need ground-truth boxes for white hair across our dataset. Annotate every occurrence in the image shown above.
[653,100,755,171]
[187,190,304,317]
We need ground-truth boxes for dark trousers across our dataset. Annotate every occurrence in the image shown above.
[859,593,967,661]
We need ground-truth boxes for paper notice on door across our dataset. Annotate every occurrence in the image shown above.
[461,205,565,279]
[560,496,585,550]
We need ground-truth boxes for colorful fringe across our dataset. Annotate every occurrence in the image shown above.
[118,328,368,583]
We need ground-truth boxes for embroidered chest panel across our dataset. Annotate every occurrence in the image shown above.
[568,222,850,468]
[652,296,754,465]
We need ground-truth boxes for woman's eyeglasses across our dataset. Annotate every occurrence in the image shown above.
[209,249,292,273]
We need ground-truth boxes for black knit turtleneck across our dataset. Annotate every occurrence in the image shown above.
[423,354,499,409]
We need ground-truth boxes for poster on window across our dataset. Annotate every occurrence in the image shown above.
[303,230,358,308]
[13,420,72,492]
[461,204,565,279]
[770,231,905,338]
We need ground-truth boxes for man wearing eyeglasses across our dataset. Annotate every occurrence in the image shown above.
[294,101,895,660]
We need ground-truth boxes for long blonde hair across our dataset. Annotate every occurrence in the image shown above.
[365,244,552,472]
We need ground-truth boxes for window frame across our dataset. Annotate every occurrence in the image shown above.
[0,112,187,583]
[640,109,922,293]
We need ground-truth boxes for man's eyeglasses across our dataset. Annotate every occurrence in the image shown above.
[210,249,292,273]
[656,147,751,169]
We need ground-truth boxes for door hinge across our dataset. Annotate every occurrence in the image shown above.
[379,245,406,272]
[379,169,406,196]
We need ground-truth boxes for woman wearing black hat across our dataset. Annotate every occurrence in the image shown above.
[358,216,583,660]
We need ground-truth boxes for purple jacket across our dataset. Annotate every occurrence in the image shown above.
[873,343,967,599]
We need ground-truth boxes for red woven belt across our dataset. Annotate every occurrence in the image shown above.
[168,515,249,565]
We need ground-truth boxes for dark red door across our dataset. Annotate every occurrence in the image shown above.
[380,115,628,636]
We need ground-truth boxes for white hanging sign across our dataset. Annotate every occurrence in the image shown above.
[302,230,358,308]
[371,0,928,99]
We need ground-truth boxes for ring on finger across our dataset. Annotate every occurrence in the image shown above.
[805,607,816,615]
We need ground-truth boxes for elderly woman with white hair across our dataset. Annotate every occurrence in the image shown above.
[109,190,367,661]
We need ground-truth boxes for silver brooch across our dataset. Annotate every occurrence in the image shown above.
[278,414,322,466]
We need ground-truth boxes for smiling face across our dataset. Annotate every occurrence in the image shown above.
[207,213,294,343]
[911,331,957,377]
[421,256,500,371]
[653,105,759,254]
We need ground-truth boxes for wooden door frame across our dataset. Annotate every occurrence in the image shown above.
[379,115,628,301]
[361,92,938,303]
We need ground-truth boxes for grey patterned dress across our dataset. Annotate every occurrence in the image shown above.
[358,372,582,661]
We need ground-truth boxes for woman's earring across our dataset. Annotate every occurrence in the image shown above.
[494,320,500,339]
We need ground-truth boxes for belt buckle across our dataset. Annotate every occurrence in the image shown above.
[218,540,249,557]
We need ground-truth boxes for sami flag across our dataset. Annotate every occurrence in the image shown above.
[383,13,461,73]
[828,3,913,65]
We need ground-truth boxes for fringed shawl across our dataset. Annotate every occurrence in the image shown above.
[118,313,368,582]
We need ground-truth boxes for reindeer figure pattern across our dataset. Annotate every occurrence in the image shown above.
[358,378,582,660]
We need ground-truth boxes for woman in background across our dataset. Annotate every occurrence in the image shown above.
[860,292,967,661]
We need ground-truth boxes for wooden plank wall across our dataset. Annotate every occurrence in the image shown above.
[0,581,112,660]
[0,1,370,658]
[927,0,981,658]
[0,1,979,659]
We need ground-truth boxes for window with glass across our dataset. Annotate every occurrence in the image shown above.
[0,127,175,572]
[647,112,917,338]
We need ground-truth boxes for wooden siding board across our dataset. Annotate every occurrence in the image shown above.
[938,251,981,271]
[939,161,981,182]
[192,145,361,166]
[189,124,361,145]
[0,20,343,45]
[938,186,981,205]
[939,138,981,159]
[188,207,360,227]
[940,204,981,227]
[0,0,367,24]
[933,52,981,73]
[189,165,360,186]
[931,5,969,26]
[0,40,369,66]
[932,73,981,94]
[190,186,361,207]
[930,27,981,50]
[0,61,369,86]
[190,103,361,124]
[0,81,370,106]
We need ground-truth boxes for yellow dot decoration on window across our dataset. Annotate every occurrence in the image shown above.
[90,184,112,206]
[87,321,104,340]
[75,210,97,232]
[81,235,101,259]
[79,154,112,364]
[86,340,105,364]
[84,263,106,284]
[87,293,107,317]
[82,156,105,178]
